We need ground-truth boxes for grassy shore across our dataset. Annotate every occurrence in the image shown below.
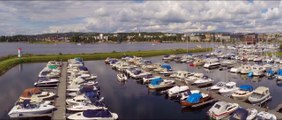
[0,48,212,75]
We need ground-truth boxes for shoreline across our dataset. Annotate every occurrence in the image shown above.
[0,48,212,76]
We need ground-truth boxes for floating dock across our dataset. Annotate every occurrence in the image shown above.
[52,63,67,120]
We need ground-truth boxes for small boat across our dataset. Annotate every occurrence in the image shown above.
[66,92,100,105]
[117,73,127,81]
[256,111,276,120]
[179,90,200,101]
[34,78,59,87]
[142,75,161,84]
[221,60,236,67]
[230,67,241,73]
[162,55,176,60]
[8,99,55,118]
[148,78,175,90]
[252,65,265,76]
[67,98,105,112]
[276,69,282,81]
[240,65,252,74]
[180,93,211,107]
[211,82,226,90]
[266,69,275,77]
[165,86,189,98]
[248,86,271,104]
[192,76,214,87]
[218,82,239,96]
[229,108,257,120]
[203,58,220,69]
[247,108,258,120]
[231,85,254,101]
[67,109,118,120]
[207,101,239,120]
[20,88,56,100]
[193,59,205,66]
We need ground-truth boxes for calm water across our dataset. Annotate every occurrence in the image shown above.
[1,55,282,119]
[0,42,215,57]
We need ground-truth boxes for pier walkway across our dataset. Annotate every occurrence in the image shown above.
[52,63,67,120]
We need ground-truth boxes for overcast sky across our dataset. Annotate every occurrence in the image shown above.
[0,1,281,35]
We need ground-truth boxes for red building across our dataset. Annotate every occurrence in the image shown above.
[244,34,258,44]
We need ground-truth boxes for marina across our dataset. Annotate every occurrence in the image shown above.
[2,44,282,119]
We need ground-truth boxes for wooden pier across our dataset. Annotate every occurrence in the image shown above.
[52,63,67,120]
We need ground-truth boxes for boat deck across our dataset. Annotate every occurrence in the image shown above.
[52,63,67,120]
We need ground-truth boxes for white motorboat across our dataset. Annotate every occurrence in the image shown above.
[66,94,94,105]
[230,66,241,73]
[117,73,127,81]
[248,86,271,104]
[20,88,56,100]
[247,108,258,120]
[174,71,192,80]
[193,59,205,66]
[148,78,175,90]
[192,76,214,87]
[179,90,200,101]
[142,75,161,84]
[218,82,239,96]
[67,84,98,92]
[231,85,254,101]
[203,58,220,69]
[67,109,118,120]
[207,101,239,120]
[221,60,236,67]
[67,98,105,112]
[162,55,176,60]
[240,65,252,74]
[8,100,55,118]
[34,78,59,87]
[252,65,265,76]
[210,82,226,90]
[256,111,277,120]
[166,86,189,98]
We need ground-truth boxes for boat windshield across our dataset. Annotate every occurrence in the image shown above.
[214,104,221,109]
[226,85,233,89]
[251,92,263,98]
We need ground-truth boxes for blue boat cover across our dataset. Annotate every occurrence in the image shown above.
[80,86,94,93]
[267,69,274,75]
[161,64,172,70]
[79,66,88,71]
[230,108,248,120]
[278,69,282,76]
[187,93,202,103]
[239,85,253,92]
[85,91,99,98]
[247,72,253,77]
[150,77,163,86]
[83,109,112,118]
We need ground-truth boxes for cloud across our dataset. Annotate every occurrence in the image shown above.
[0,1,281,35]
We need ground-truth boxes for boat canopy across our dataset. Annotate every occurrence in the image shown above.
[230,108,248,120]
[187,93,202,103]
[48,65,58,69]
[85,91,99,98]
[239,85,254,92]
[267,69,274,75]
[150,77,163,86]
[78,66,88,71]
[20,88,41,98]
[278,69,282,76]
[83,109,112,118]
[161,64,172,70]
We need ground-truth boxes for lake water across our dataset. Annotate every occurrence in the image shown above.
[1,55,282,119]
[0,42,216,57]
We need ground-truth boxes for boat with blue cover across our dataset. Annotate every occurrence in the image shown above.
[229,108,257,120]
[231,85,254,101]
[180,92,211,107]
[276,69,282,81]
[148,77,175,90]
[266,69,275,77]
[67,109,118,120]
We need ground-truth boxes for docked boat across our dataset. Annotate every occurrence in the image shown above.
[179,90,200,101]
[230,66,241,73]
[165,85,189,98]
[248,86,271,104]
[276,69,282,81]
[256,111,277,120]
[252,65,265,76]
[162,54,176,60]
[148,78,175,90]
[203,58,220,69]
[34,78,59,87]
[221,60,236,67]
[266,69,275,77]
[193,59,205,66]
[20,88,56,100]
[67,109,118,120]
[117,73,127,81]
[210,82,226,90]
[142,75,161,84]
[229,108,258,120]
[240,65,252,74]
[207,101,239,120]
[66,92,100,105]
[192,76,214,87]
[8,100,55,118]
[67,98,105,112]
[180,93,211,107]
[218,82,239,96]
[231,85,254,101]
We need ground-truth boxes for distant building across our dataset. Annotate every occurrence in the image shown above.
[244,33,258,44]
[190,34,204,42]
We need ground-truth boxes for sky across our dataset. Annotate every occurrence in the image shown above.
[0,1,281,35]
